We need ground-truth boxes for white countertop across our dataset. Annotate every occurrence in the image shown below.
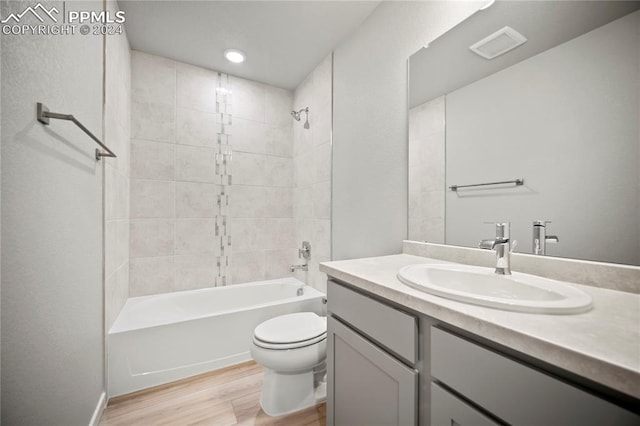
[319,254,640,399]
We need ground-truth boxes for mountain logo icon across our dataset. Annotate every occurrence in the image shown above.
[1,3,59,24]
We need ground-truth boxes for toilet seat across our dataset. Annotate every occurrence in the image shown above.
[253,312,326,350]
[253,333,327,350]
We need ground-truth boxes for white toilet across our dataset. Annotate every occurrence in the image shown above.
[250,312,327,416]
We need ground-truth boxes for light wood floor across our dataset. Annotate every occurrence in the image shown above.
[99,361,326,426]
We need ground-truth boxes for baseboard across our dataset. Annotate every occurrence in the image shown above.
[89,391,107,426]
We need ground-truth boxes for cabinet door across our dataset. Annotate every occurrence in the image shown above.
[328,316,418,426]
[431,383,499,426]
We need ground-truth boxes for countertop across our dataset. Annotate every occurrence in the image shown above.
[319,254,640,399]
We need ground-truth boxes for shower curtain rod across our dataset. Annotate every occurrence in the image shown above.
[36,102,117,161]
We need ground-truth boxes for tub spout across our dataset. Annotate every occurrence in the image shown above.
[290,264,308,272]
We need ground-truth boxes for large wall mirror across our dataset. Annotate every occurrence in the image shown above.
[408,0,640,266]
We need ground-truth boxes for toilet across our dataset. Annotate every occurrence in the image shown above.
[250,312,327,416]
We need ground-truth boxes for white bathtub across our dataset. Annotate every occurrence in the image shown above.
[108,277,326,397]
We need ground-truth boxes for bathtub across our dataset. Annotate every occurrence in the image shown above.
[108,277,326,397]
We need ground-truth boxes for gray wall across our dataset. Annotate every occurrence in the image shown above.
[332,1,482,260]
[1,1,105,423]
[445,10,640,265]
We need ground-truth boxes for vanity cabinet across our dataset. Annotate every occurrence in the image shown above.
[326,278,640,426]
[430,327,640,426]
[327,280,418,425]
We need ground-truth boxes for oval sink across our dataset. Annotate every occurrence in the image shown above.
[397,264,592,314]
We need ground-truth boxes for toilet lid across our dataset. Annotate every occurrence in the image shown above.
[254,312,326,344]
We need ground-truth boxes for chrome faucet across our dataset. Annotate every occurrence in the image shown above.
[290,241,311,272]
[479,222,515,275]
[532,220,559,255]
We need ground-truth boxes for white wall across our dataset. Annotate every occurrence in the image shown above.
[1,0,105,423]
[332,1,482,260]
[445,11,640,265]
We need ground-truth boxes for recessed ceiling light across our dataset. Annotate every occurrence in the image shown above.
[224,49,245,63]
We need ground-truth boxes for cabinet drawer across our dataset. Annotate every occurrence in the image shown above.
[431,383,498,426]
[328,280,417,364]
[431,327,640,425]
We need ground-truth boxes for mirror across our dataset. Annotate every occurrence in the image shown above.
[408,0,640,266]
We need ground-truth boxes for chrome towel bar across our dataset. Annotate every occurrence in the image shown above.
[449,178,524,192]
[36,102,116,160]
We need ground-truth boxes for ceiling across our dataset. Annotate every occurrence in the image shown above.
[119,1,380,90]
[409,0,640,107]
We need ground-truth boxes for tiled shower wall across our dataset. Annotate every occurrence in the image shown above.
[104,0,131,329]
[408,95,445,244]
[129,51,296,296]
[292,54,333,293]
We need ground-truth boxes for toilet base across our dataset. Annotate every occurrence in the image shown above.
[259,367,326,416]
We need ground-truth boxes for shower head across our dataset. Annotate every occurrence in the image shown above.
[291,107,310,128]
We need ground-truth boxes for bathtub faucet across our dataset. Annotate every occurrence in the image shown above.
[291,241,311,272]
[290,264,308,272]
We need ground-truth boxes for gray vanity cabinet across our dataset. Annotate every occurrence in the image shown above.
[430,327,640,426]
[430,383,498,426]
[326,279,639,426]
[327,280,419,426]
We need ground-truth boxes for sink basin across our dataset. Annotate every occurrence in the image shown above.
[397,264,592,314]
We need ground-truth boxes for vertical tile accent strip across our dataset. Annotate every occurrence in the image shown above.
[215,72,232,286]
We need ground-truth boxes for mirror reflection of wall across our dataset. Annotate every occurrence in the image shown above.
[408,1,640,266]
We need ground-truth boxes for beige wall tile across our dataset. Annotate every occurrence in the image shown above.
[232,117,266,154]
[264,187,294,218]
[106,262,129,330]
[174,254,216,291]
[175,218,217,255]
[312,181,331,220]
[265,249,297,280]
[265,86,293,127]
[264,219,296,250]
[130,256,174,296]
[232,77,265,122]
[229,218,265,252]
[265,124,293,158]
[132,50,175,107]
[176,145,217,183]
[264,155,294,187]
[130,219,174,258]
[232,152,266,186]
[229,185,266,218]
[176,182,219,218]
[176,63,218,113]
[131,139,175,181]
[132,100,175,142]
[130,179,175,219]
[231,251,265,284]
[176,107,218,148]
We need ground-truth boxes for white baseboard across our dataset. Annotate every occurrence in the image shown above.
[89,391,107,426]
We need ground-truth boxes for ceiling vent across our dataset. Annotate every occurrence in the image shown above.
[470,26,527,60]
